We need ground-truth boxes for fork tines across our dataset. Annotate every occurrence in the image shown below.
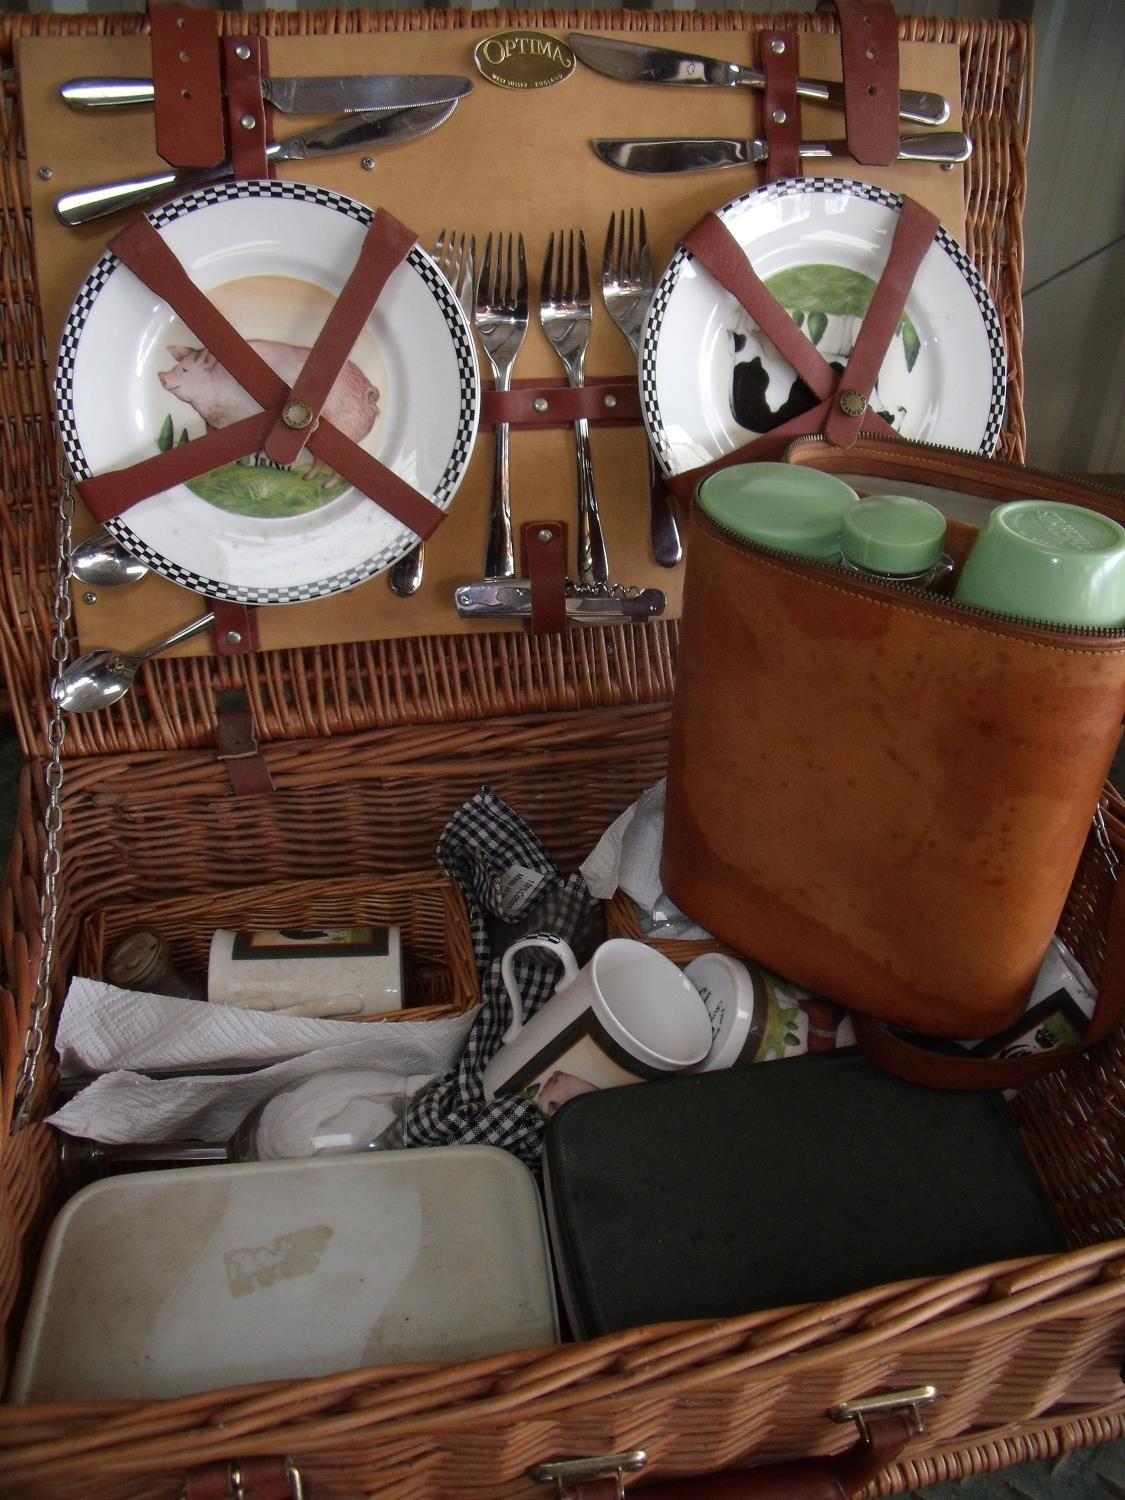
[541,228,591,310]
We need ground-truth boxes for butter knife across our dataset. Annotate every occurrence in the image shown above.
[60,74,473,114]
[55,100,458,227]
[455,582,666,622]
[570,34,950,128]
[593,131,972,174]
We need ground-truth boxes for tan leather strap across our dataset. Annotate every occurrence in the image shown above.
[215,692,275,797]
[566,1411,916,1499]
[523,519,569,635]
[224,34,271,180]
[150,0,224,169]
[264,210,416,465]
[854,857,1125,1090]
[816,0,902,165]
[823,196,939,446]
[77,213,444,542]
[761,29,800,182]
[482,378,641,430]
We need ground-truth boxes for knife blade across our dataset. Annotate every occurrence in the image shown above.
[60,73,473,114]
[593,131,973,174]
[569,34,950,129]
[55,101,459,227]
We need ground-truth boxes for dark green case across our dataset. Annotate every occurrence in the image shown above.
[542,1051,1066,1339]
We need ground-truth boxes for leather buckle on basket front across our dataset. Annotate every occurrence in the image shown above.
[529,1449,648,1498]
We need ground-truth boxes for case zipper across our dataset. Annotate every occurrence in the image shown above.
[698,510,1125,645]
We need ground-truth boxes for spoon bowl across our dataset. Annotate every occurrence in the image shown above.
[70,528,149,587]
[54,611,215,714]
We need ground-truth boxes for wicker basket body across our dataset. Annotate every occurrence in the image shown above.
[6,9,1125,1500]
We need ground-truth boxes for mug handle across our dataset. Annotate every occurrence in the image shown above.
[498,934,580,1044]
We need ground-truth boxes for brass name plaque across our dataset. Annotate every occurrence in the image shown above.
[474,31,575,91]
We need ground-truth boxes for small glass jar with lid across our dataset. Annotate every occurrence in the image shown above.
[839,493,954,590]
[696,462,858,562]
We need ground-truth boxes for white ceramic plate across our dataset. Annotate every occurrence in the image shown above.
[640,178,1006,476]
[56,181,480,605]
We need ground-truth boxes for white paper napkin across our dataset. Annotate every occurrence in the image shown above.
[48,977,477,1144]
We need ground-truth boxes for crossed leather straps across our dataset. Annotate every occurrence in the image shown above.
[665,194,941,506]
[77,206,445,544]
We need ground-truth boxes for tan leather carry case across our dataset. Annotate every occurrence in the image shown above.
[662,439,1125,1045]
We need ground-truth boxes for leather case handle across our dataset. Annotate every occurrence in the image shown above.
[558,1410,917,1499]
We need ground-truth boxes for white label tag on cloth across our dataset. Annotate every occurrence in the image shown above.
[495,863,551,916]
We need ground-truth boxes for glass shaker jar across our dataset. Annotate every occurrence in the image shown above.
[104,927,207,1001]
[838,494,954,590]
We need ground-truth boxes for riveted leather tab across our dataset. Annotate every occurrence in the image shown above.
[223,34,271,180]
[522,520,568,635]
[149,0,224,168]
[760,30,800,182]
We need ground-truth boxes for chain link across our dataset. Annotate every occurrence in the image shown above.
[12,474,73,1132]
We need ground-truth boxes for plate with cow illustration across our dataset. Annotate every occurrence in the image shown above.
[639,179,1006,478]
[55,182,479,605]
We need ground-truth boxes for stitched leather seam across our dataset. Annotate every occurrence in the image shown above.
[704,528,1125,656]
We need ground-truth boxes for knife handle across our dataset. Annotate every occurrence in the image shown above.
[56,164,229,226]
[60,77,156,109]
[798,131,971,166]
[790,73,950,128]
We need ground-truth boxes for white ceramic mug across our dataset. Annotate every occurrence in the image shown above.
[482,935,712,1113]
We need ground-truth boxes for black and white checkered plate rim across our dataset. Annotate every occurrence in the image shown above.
[55,178,479,606]
[639,176,1007,472]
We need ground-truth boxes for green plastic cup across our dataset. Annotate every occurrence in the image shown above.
[696,463,859,561]
[954,500,1125,628]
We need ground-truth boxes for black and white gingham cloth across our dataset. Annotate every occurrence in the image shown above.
[403,789,602,1164]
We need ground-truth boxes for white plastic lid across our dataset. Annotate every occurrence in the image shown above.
[684,954,761,1072]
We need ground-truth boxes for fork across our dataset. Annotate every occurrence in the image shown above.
[475,231,528,580]
[540,229,609,585]
[389,230,475,597]
[602,209,682,569]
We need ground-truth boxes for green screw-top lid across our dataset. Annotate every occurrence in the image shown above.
[841,494,947,575]
[697,463,857,560]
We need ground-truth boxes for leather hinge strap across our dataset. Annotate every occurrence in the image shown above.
[215,691,274,796]
[224,34,271,180]
[816,0,902,165]
[184,1456,303,1500]
[149,0,224,168]
[78,213,444,544]
[760,29,800,182]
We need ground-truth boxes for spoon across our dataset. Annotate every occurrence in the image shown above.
[54,611,215,713]
[70,527,149,587]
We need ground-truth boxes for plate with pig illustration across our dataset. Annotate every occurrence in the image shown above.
[55,182,479,604]
[639,178,1006,478]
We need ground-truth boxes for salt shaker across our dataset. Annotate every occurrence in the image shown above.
[104,927,207,1001]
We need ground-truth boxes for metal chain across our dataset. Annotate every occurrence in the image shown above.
[12,474,73,1132]
[1093,804,1121,877]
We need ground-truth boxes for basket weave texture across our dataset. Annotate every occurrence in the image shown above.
[5,10,1124,1500]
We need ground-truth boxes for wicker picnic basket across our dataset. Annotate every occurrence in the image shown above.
[3,8,1125,1499]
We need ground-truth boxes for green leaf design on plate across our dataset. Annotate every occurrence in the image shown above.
[764,264,922,372]
[178,428,190,447]
[807,310,828,346]
[157,414,174,453]
[187,462,347,518]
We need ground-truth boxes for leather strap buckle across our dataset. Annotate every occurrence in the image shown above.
[829,1383,939,1442]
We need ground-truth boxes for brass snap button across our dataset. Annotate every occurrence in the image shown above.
[838,389,867,418]
[281,399,314,431]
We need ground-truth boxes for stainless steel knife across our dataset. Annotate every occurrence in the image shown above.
[593,131,973,174]
[59,73,473,114]
[454,582,666,622]
[55,101,459,227]
[569,34,950,128]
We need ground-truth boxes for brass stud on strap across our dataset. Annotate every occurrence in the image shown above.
[234,43,251,60]
[838,389,867,419]
[537,528,555,544]
[533,396,549,413]
[239,113,257,132]
[602,393,618,410]
[281,399,314,431]
[772,108,788,125]
[770,36,787,53]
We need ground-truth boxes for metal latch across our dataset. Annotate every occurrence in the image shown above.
[829,1383,940,1441]
[529,1449,648,1498]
